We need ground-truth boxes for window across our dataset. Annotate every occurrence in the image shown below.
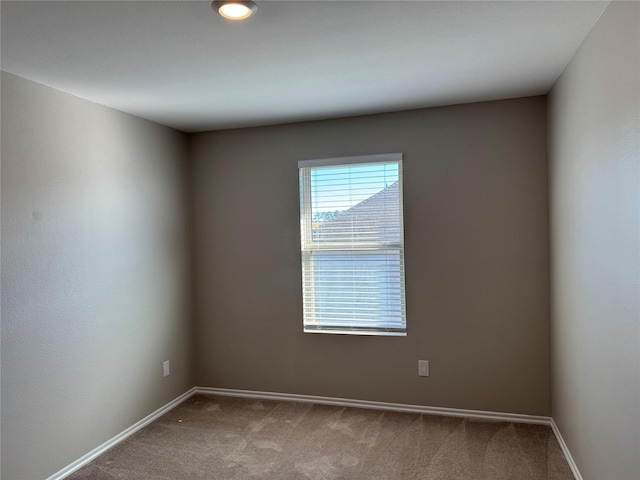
[298,153,406,336]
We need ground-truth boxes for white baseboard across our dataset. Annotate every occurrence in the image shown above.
[49,386,581,480]
[550,418,584,480]
[47,387,197,480]
[195,386,552,425]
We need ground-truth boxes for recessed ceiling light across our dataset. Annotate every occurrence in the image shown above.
[212,1,257,20]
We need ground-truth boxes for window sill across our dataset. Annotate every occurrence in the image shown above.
[304,328,406,337]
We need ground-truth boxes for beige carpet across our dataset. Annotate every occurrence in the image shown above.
[68,395,574,480]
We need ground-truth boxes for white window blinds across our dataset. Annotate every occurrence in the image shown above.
[299,153,407,336]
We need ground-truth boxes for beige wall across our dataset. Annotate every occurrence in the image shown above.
[548,2,640,479]
[0,72,195,480]
[190,97,551,416]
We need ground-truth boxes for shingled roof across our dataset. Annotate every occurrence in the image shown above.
[313,181,401,244]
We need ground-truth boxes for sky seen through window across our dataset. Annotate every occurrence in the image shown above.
[310,162,399,216]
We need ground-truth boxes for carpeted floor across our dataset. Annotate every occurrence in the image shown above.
[68,394,574,480]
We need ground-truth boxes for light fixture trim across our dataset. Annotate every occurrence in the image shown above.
[212,1,257,20]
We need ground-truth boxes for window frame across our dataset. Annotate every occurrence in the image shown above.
[298,153,407,336]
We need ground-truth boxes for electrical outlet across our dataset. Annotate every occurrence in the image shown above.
[418,360,429,377]
[163,360,170,377]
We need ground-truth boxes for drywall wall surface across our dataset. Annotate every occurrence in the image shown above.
[548,2,640,479]
[549,2,640,480]
[190,96,551,416]
[1,72,195,480]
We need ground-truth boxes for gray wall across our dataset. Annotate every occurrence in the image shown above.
[1,72,195,480]
[190,97,551,416]
[548,2,640,479]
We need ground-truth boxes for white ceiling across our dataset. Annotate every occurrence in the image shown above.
[1,1,609,132]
